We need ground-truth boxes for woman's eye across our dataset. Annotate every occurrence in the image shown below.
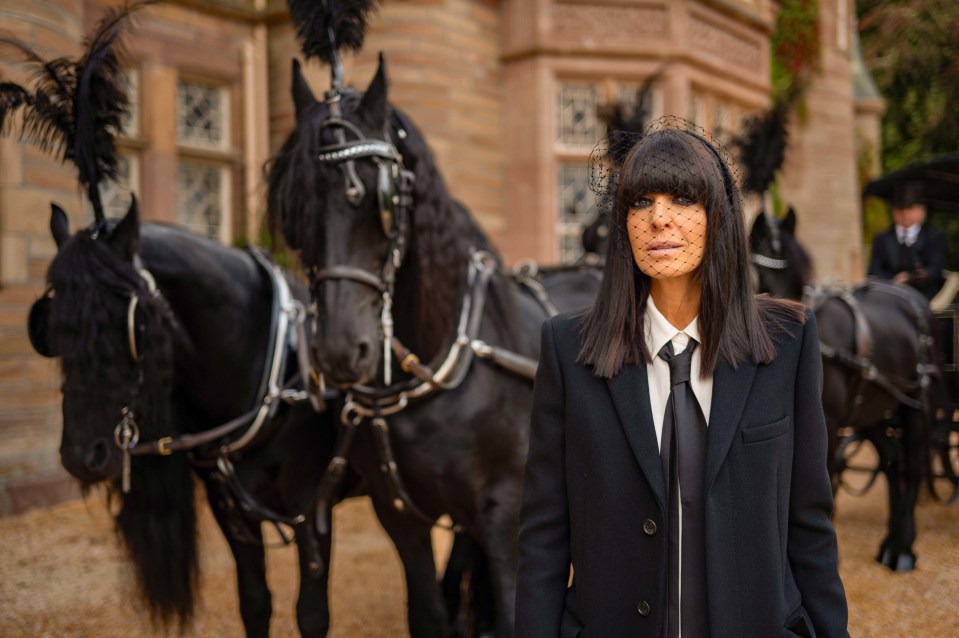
[674,195,697,206]
[631,197,652,208]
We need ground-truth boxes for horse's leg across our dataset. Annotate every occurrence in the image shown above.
[475,485,521,638]
[441,533,496,638]
[888,406,924,572]
[293,503,332,637]
[871,419,916,572]
[468,539,496,638]
[370,497,448,637]
[441,533,470,637]
[204,477,272,638]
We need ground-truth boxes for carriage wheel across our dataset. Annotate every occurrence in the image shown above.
[930,424,959,504]
[834,433,883,497]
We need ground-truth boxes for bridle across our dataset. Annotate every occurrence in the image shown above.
[308,88,415,387]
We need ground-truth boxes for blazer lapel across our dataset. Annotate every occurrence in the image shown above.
[705,358,758,491]
[607,365,667,510]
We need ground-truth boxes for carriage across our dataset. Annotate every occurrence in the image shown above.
[928,290,959,502]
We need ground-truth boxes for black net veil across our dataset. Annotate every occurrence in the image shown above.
[587,116,745,281]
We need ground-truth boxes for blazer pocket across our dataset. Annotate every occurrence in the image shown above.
[741,416,790,444]
[784,603,815,638]
[561,607,585,638]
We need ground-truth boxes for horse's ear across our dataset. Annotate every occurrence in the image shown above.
[109,195,140,261]
[750,211,769,242]
[357,53,388,129]
[50,203,71,249]
[292,58,318,119]
[782,206,797,235]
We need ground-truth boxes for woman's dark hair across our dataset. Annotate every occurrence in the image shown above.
[578,128,805,378]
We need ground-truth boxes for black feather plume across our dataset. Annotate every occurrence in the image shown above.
[286,0,380,65]
[735,100,790,194]
[0,3,145,223]
[598,68,663,166]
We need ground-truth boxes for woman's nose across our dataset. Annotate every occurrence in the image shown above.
[649,198,671,227]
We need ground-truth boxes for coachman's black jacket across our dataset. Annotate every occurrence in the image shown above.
[867,225,946,300]
[515,310,849,638]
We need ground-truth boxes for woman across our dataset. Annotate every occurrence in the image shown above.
[515,127,848,637]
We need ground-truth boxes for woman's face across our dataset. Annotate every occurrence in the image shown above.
[627,192,707,286]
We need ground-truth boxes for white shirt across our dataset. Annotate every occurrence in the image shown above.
[644,295,714,450]
[643,295,714,638]
[896,223,920,247]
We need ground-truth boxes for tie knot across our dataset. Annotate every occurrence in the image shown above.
[658,339,696,386]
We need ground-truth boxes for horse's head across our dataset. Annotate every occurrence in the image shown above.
[30,200,175,484]
[749,207,812,301]
[269,55,475,387]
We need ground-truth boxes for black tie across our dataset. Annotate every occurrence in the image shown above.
[659,339,709,638]
[898,232,913,272]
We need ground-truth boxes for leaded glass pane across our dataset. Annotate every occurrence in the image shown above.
[557,164,595,263]
[688,94,705,128]
[714,103,730,145]
[557,83,601,146]
[177,80,225,147]
[177,162,223,239]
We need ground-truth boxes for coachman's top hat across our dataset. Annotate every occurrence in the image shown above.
[891,181,925,208]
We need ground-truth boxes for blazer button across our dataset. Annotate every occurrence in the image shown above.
[637,600,651,616]
[643,519,657,535]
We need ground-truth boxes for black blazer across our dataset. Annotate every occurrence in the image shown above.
[515,310,848,638]
[867,225,946,299]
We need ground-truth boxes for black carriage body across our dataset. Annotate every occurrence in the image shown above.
[931,304,959,495]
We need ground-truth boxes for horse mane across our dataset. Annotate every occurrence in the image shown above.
[268,92,507,362]
[388,106,506,359]
[49,230,175,416]
[49,229,199,626]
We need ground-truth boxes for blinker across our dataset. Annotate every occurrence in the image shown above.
[378,160,395,236]
[27,291,57,358]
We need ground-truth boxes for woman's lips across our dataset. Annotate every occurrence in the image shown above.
[646,241,683,257]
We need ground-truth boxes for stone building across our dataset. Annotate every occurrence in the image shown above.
[0,0,875,514]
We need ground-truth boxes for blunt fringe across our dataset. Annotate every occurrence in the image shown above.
[578,128,805,378]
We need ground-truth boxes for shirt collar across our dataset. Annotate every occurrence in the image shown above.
[645,295,700,356]
[896,223,921,243]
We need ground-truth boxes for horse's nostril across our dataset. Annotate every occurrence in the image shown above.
[357,341,371,365]
[86,439,110,472]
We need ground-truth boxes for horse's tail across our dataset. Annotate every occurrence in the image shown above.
[111,455,199,630]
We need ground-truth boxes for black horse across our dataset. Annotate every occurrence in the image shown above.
[29,201,343,635]
[751,211,937,572]
[267,55,603,635]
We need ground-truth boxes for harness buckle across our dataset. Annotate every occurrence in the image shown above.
[156,436,174,456]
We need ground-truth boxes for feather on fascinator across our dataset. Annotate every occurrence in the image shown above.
[0,3,146,224]
[286,0,381,65]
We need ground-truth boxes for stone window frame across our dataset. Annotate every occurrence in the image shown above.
[174,74,235,244]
